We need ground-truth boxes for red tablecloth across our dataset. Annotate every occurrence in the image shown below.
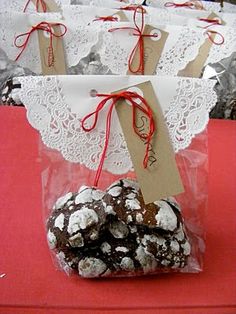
[0,107,235,314]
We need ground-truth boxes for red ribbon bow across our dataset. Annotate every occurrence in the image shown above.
[119,5,146,12]
[14,22,67,67]
[23,0,47,12]
[198,18,224,45]
[93,16,119,22]
[198,17,222,28]
[165,0,203,9]
[81,91,155,187]
[108,6,158,75]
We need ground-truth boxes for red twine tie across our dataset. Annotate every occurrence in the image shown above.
[205,30,225,45]
[23,0,47,12]
[198,18,224,45]
[108,6,158,75]
[198,17,222,28]
[165,0,203,9]
[119,5,146,12]
[14,22,67,67]
[81,91,155,187]
[93,16,119,22]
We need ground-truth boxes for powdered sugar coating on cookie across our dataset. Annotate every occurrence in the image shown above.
[125,199,141,211]
[181,241,191,256]
[78,257,107,278]
[54,213,65,231]
[75,187,105,204]
[108,186,122,197]
[154,201,178,232]
[68,232,84,248]
[122,179,139,191]
[120,257,135,271]
[109,220,129,239]
[101,242,112,254]
[54,192,73,210]
[135,245,158,273]
[67,207,99,235]
[47,230,57,249]
[115,246,129,253]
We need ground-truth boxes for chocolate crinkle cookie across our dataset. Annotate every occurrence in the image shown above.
[0,48,33,106]
[202,52,236,120]
[1,79,23,106]
[47,179,191,278]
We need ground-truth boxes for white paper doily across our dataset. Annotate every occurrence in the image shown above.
[17,75,217,174]
[0,11,99,74]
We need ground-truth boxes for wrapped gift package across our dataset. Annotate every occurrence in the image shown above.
[0,0,235,282]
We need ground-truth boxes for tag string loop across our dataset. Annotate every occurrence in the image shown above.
[23,0,47,13]
[109,5,158,75]
[164,0,203,9]
[198,18,224,45]
[81,91,155,187]
[14,21,67,67]
[93,16,119,22]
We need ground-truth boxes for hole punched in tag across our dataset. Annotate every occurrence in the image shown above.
[90,89,98,97]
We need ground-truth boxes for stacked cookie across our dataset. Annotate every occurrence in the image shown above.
[47,179,191,278]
